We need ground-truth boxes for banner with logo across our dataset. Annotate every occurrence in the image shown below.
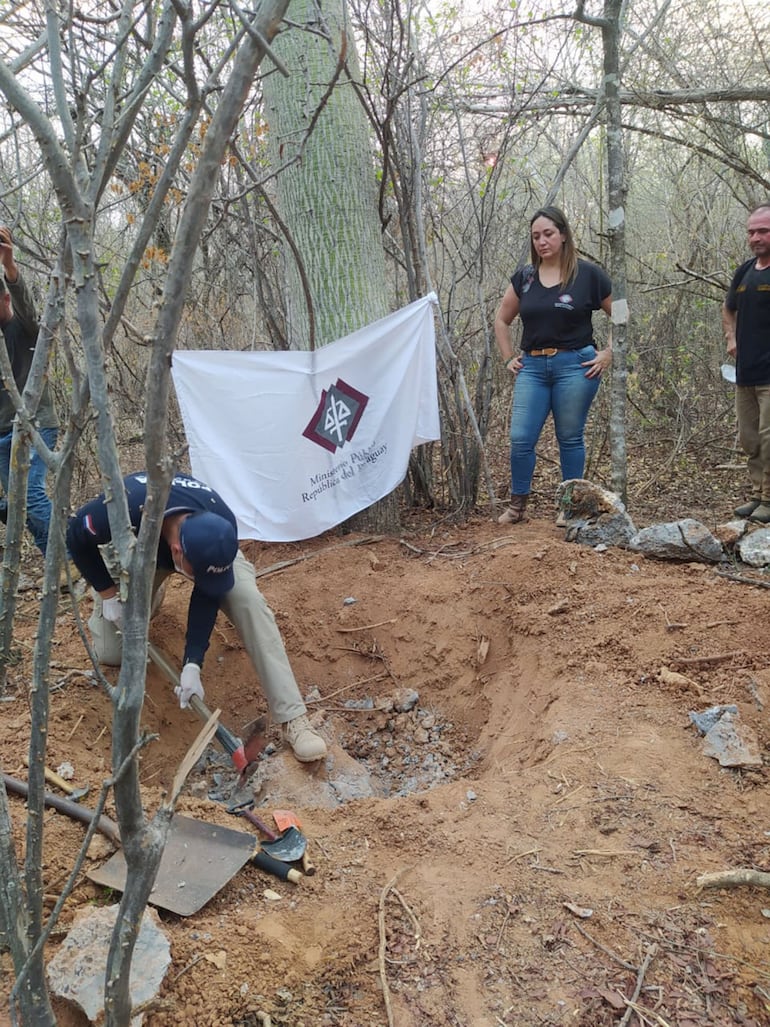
[171,293,440,541]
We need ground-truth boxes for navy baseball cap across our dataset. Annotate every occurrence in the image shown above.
[179,512,238,597]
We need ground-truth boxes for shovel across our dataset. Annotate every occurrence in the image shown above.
[147,642,266,783]
[2,773,301,917]
[226,798,307,862]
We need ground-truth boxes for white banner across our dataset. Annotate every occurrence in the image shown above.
[171,293,441,541]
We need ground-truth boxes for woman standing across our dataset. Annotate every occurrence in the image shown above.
[494,206,613,524]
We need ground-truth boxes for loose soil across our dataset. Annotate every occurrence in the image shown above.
[2,493,770,1027]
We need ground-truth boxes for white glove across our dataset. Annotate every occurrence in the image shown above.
[175,663,204,710]
[101,595,123,628]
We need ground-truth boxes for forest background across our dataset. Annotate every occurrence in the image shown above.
[0,0,769,1024]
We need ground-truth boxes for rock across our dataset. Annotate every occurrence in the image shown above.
[47,904,171,1025]
[86,834,114,860]
[689,704,739,736]
[555,479,637,548]
[701,711,763,768]
[736,526,770,567]
[713,519,749,548]
[392,688,419,713]
[660,666,701,693]
[629,519,725,563]
[251,735,385,808]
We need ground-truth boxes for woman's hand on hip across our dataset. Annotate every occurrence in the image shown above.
[505,354,523,376]
[581,349,612,379]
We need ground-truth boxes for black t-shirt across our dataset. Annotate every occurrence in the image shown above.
[725,258,770,386]
[511,258,612,351]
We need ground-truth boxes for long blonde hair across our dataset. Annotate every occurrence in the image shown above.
[529,205,578,287]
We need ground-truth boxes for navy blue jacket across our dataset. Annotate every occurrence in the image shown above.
[67,472,238,667]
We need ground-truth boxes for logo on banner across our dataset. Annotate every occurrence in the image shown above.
[303,378,369,453]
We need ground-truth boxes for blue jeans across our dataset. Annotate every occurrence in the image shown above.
[508,346,600,495]
[0,426,58,555]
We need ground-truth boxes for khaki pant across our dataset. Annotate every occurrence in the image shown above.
[736,384,770,501]
[89,550,306,724]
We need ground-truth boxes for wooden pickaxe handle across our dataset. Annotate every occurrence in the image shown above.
[23,757,88,800]
[147,642,250,774]
[44,767,78,795]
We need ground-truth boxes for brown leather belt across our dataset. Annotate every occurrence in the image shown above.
[528,347,561,357]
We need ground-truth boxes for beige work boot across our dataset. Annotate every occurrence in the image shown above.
[282,714,327,762]
[734,498,761,518]
[497,494,529,525]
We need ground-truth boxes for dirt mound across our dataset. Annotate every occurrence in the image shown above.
[2,513,769,1026]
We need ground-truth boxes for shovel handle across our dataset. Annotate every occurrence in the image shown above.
[2,773,121,847]
[238,806,279,841]
[148,643,248,773]
[252,850,302,884]
[187,694,246,769]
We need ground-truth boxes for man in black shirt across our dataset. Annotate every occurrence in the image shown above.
[724,203,770,523]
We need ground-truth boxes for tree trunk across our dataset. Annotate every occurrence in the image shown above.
[262,0,398,532]
[601,0,630,503]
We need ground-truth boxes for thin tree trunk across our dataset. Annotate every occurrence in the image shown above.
[601,0,629,502]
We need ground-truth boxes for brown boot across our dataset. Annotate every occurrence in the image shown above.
[497,494,529,524]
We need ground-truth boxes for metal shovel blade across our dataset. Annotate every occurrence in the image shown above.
[260,825,306,863]
[87,814,257,917]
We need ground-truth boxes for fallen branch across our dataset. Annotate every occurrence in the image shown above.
[378,868,411,1027]
[547,785,585,807]
[572,922,637,971]
[573,849,638,857]
[391,887,421,950]
[336,619,397,633]
[398,536,521,560]
[618,943,658,1027]
[305,673,389,704]
[697,868,770,891]
[251,536,385,579]
[622,998,671,1027]
[668,653,739,668]
[715,568,770,590]
[503,847,540,866]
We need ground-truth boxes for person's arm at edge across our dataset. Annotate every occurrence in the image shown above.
[0,231,39,338]
[6,273,39,338]
[582,291,615,378]
[65,500,118,597]
[184,591,219,669]
[494,284,522,373]
[722,302,737,359]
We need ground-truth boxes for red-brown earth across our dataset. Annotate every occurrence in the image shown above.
[2,482,770,1026]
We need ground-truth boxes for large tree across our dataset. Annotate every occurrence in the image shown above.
[261,0,400,530]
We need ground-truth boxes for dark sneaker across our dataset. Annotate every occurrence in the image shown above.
[734,498,761,518]
[749,503,770,524]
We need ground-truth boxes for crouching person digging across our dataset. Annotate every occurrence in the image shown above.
[66,471,327,763]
